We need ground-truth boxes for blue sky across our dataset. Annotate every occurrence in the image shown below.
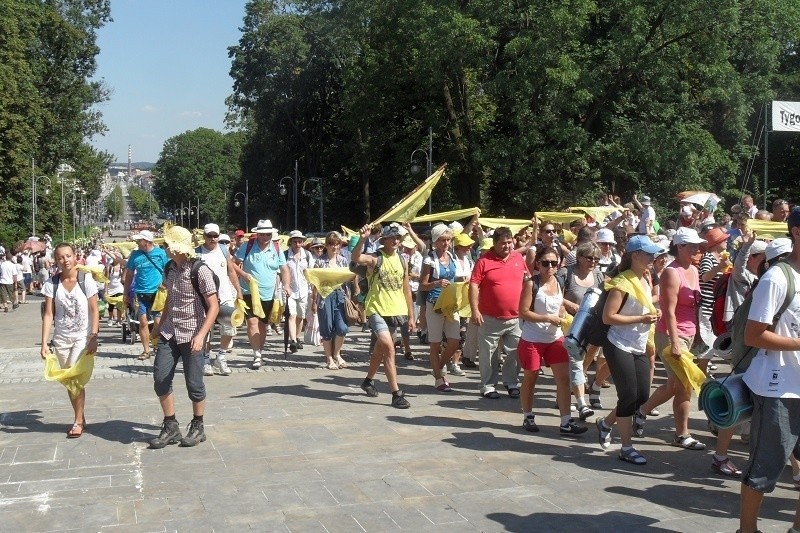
[91,0,249,164]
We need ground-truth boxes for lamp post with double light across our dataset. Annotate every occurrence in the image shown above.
[279,176,298,230]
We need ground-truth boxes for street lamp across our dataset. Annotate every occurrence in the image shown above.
[233,179,250,230]
[409,126,434,216]
[279,176,298,230]
[303,176,324,232]
[32,175,52,237]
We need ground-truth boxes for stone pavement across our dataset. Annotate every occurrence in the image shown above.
[0,295,797,532]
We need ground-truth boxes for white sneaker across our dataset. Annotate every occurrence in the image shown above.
[214,357,232,376]
[251,356,262,369]
[447,362,466,376]
[203,364,214,376]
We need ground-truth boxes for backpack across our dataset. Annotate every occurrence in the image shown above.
[165,259,220,312]
[710,270,732,336]
[581,287,628,349]
[41,272,88,318]
[242,238,282,262]
[530,274,564,312]
[196,244,229,259]
[729,262,795,372]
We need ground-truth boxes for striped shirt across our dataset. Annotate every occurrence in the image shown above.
[159,260,217,344]
[698,253,719,316]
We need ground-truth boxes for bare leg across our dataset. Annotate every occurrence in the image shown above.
[673,382,692,437]
[440,338,460,370]
[520,369,540,413]
[69,389,86,426]
[158,392,175,417]
[429,341,443,378]
[192,399,205,417]
[739,484,764,533]
[322,339,334,366]
[333,336,345,364]
[139,314,151,353]
[247,318,266,352]
[552,364,572,418]
[288,313,299,341]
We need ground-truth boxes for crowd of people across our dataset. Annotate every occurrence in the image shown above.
[32,191,800,533]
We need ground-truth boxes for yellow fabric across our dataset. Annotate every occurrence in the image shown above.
[433,282,471,319]
[105,241,138,259]
[604,270,657,313]
[269,299,282,324]
[561,314,574,335]
[746,219,788,236]
[77,265,108,283]
[569,206,619,222]
[248,277,265,318]
[231,298,247,327]
[413,207,480,224]
[479,217,531,234]
[304,268,355,298]
[104,293,124,307]
[43,352,94,399]
[534,212,584,224]
[151,287,168,312]
[340,225,358,237]
[372,165,446,224]
[560,230,576,244]
[365,253,407,316]
[660,345,706,394]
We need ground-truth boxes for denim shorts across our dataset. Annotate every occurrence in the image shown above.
[368,314,407,335]
[136,292,161,319]
[741,393,800,493]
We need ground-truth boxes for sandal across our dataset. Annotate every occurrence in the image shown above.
[336,358,348,368]
[66,423,85,439]
[618,447,647,465]
[672,434,706,450]
[507,388,521,399]
[326,361,339,370]
[137,352,151,361]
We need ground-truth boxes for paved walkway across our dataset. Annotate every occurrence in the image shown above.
[0,296,796,532]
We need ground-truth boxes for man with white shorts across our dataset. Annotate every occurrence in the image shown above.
[284,230,313,352]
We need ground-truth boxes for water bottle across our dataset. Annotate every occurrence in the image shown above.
[564,288,601,359]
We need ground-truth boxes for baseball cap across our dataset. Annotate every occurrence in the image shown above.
[379,225,402,241]
[749,240,767,255]
[672,227,705,245]
[234,229,245,237]
[203,223,220,235]
[132,230,154,242]
[766,238,792,262]
[626,235,664,255]
[218,234,231,244]
[641,195,651,206]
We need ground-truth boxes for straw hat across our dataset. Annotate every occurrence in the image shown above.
[163,225,196,257]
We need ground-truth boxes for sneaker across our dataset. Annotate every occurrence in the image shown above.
[461,357,477,369]
[560,419,588,435]
[648,408,660,416]
[251,356,262,369]
[708,363,718,371]
[266,328,274,336]
[391,390,410,409]
[578,405,595,422]
[203,364,214,376]
[404,351,415,361]
[523,414,539,433]
[214,357,232,376]
[447,362,466,376]
[596,418,612,449]
[361,378,378,397]
[633,409,646,438]
[149,419,182,449]
[295,339,303,350]
[711,456,742,477]
[435,378,452,393]
[289,340,299,353]
[180,419,206,447]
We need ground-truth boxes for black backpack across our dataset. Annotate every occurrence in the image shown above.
[165,259,220,312]
[581,287,628,349]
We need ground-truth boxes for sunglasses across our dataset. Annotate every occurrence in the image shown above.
[543,229,556,234]
[205,234,219,239]
[582,256,600,262]
[539,260,559,268]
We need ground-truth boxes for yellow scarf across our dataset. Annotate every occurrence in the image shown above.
[44,352,95,399]
[660,346,706,394]
[304,268,355,298]
[604,270,656,313]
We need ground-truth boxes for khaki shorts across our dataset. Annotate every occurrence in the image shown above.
[654,331,693,378]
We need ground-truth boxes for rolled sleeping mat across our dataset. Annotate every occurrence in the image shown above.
[698,373,753,429]
[712,331,733,360]
[217,304,244,328]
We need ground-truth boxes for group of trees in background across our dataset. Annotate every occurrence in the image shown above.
[0,0,112,246]
[201,0,800,231]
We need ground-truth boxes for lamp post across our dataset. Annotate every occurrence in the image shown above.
[409,126,434,216]
[233,179,249,230]
[32,175,52,237]
[279,176,298,230]
[303,176,324,232]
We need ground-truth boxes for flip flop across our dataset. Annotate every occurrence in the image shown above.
[137,352,151,361]
[336,358,348,368]
[66,423,84,439]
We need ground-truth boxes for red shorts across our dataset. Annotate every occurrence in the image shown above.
[517,337,569,371]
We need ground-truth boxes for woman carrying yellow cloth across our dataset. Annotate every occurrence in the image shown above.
[40,243,100,438]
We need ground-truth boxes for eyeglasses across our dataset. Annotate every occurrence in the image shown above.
[205,234,219,239]
[539,260,559,268]
[582,256,600,263]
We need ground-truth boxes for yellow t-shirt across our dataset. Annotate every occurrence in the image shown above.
[365,252,408,317]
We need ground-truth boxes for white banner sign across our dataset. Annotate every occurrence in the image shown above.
[772,101,800,132]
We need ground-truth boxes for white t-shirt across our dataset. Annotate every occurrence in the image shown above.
[199,245,235,304]
[407,251,423,293]
[638,206,655,234]
[520,283,564,344]
[743,264,800,398]
[20,255,33,274]
[286,247,312,299]
[0,260,16,284]
[43,274,98,341]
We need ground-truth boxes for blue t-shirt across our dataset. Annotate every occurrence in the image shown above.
[126,247,169,294]
[236,240,287,299]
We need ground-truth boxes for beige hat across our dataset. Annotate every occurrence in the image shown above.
[163,226,196,257]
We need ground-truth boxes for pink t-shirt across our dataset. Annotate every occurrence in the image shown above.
[470,249,529,320]
[656,262,699,338]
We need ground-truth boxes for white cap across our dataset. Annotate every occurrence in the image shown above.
[766,238,792,262]
[749,240,768,255]
[448,221,464,234]
[595,228,616,244]
[132,230,154,242]
[203,223,220,235]
[288,230,305,240]
[218,234,231,244]
[672,227,705,245]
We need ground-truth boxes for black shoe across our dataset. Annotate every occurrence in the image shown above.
[295,339,303,350]
[361,378,379,397]
[560,419,588,435]
[391,390,410,409]
[149,419,182,449]
[179,419,206,447]
[523,415,539,433]
[289,340,299,353]
[461,358,477,369]
[404,352,415,361]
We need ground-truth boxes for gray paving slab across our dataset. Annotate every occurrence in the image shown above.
[0,299,798,531]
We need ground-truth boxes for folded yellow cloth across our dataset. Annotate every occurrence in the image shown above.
[248,278,265,318]
[269,299,283,324]
[605,270,656,314]
[561,314,574,335]
[77,265,109,283]
[104,293,124,307]
[413,207,480,224]
[44,352,95,399]
[479,217,532,234]
[151,287,168,312]
[569,206,619,222]
[433,282,471,319]
[231,298,247,327]
[304,268,355,298]
[660,345,706,394]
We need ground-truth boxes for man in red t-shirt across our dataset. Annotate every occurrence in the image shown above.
[469,227,529,399]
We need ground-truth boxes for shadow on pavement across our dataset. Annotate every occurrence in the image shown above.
[230,383,375,406]
[0,410,158,443]
[487,510,671,532]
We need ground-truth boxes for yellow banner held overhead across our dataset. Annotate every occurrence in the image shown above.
[479,217,532,234]
[412,207,480,224]
[534,212,585,224]
[340,225,358,237]
[372,164,446,225]
[569,206,619,222]
[746,219,788,237]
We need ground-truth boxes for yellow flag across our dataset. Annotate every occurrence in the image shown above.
[372,165,446,224]
[413,207,480,224]
[433,282,471,319]
[534,212,585,224]
[304,268,356,298]
[746,219,788,237]
[604,270,656,313]
[44,352,95,399]
[479,217,532,234]
[570,206,619,222]
[340,225,358,237]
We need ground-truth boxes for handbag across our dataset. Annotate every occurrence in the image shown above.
[343,296,361,326]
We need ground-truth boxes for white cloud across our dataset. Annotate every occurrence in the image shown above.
[142,105,158,113]
[180,111,203,118]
